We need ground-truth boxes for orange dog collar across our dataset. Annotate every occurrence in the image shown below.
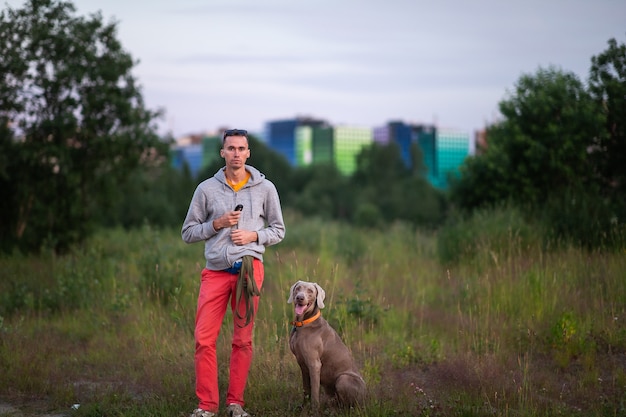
[291,310,321,327]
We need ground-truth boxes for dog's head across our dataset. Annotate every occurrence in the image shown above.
[287,280,326,317]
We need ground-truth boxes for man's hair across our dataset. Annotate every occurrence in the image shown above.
[222,129,248,143]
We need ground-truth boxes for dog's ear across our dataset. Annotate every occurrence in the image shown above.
[314,283,326,309]
[287,281,301,304]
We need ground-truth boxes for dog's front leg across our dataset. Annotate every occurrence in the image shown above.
[308,358,322,411]
[298,362,312,405]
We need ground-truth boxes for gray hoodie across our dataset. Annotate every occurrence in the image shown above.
[181,165,285,271]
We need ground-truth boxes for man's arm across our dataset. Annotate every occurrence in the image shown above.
[255,184,285,246]
[181,187,217,243]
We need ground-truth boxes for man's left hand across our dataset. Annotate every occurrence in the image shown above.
[231,229,258,245]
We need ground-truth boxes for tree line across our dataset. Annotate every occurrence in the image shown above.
[1,0,624,254]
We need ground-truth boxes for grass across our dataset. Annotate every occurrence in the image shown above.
[0,212,625,416]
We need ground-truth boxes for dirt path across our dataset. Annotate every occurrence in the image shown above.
[0,402,68,417]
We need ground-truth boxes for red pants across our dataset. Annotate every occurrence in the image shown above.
[195,259,264,412]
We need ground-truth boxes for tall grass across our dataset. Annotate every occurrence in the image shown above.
[0,211,624,416]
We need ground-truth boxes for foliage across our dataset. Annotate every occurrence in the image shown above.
[436,204,541,265]
[287,162,350,220]
[450,54,626,249]
[1,221,625,416]
[350,142,447,229]
[539,185,625,249]
[0,0,162,253]
[329,280,383,329]
[589,37,626,201]
[194,135,445,230]
[98,158,196,229]
[450,66,600,210]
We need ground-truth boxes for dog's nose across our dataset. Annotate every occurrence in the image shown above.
[295,293,305,302]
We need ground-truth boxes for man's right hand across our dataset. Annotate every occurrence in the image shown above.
[213,209,242,230]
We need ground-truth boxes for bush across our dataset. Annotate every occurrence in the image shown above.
[437,205,540,265]
[539,187,626,250]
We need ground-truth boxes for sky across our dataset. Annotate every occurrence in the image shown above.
[4,0,626,138]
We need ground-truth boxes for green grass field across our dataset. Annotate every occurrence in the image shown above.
[1,212,625,416]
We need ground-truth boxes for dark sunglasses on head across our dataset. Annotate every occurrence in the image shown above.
[223,129,248,140]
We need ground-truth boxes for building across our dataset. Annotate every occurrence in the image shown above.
[264,117,328,165]
[434,130,473,189]
[171,144,203,177]
[373,121,438,184]
[265,117,372,175]
[171,132,221,178]
[332,126,373,176]
[414,124,437,184]
[172,117,475,189]
[372,121,473,189]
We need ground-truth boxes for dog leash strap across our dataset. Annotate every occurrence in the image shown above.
[235,255,260,327]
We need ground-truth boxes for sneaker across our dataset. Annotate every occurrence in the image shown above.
[190,408,216,417]
[226,403,250,417]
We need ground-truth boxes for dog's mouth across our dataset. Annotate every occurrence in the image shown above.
[294,303,310,316]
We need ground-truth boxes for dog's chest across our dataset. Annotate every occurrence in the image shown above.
[289,327,310,355]
[289,320,340,358]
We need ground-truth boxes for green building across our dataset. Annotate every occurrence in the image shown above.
[333,126,373,176]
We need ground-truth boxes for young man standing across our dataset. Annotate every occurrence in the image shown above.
[181,129,286,417]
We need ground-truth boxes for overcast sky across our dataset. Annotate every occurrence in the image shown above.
[5,0,626,137]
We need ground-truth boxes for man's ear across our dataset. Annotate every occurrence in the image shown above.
[314,283,326,309]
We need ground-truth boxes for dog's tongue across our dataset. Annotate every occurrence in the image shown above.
[295,304,307,316]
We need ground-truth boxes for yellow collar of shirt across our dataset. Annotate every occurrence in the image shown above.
[226,171,251,192]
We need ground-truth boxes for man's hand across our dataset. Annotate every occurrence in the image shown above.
[213,209,242,230]
[231,229,258,245]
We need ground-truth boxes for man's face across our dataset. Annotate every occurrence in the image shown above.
[221,135,250,169]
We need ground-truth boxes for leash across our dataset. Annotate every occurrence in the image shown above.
[235,255,260,327]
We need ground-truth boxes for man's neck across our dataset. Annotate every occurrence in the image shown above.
[224,167,246,182]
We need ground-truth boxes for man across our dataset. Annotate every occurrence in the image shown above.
[181,129,286,417]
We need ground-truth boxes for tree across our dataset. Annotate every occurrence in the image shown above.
[287,162,349,220]
[588,37,626,200]
[350,141,445,228]
[0,0,161,252]
[450,67,601,210]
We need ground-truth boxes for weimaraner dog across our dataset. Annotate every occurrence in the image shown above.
[288,280,366,411]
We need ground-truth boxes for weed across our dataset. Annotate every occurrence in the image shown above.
[0,215,624,417]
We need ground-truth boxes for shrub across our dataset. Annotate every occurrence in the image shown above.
[437,205,540,265]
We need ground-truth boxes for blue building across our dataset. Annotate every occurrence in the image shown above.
[265,117,327,165]
[170,133,222,179]
[171,143,203,177]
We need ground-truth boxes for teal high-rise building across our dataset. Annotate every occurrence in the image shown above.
[434,130,471,189]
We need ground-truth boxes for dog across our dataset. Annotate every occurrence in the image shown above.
[287,280,366,411]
